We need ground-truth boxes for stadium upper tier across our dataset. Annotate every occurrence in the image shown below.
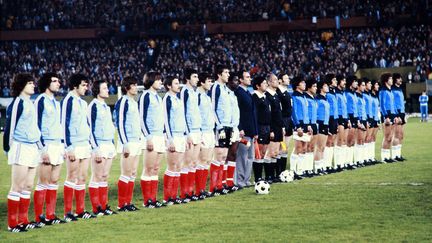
[1,0,427,31]
[0,25,430,97]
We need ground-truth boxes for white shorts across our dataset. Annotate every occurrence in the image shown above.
[143,135,166,153]
[293,132,311,142]
[117,141,142,156]
[71,144,92,160]
[189,132,202,145]
[231,128,241,143]
[95,143,116,159]
[201,131,215,149]
[8,141,40,167]
[167,136,186,153]
[42,143,65,165]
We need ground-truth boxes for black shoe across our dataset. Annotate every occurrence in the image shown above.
[163,198,175,206]
[64,212,78,222]
[174,197,183,204]
[77,211,97,219]
[23,221,43,230]
[384,158,395,163]
[93,206,105,216]
[117,205,130,212]
[8,225,27,233]
[272,178,282,183]
[229,185,240,192]
[190,195,200,201]
[144,199,157,208]
[399,156,406,161]
[293,173,303,180]
[103,205,117,215]
[126,204,139,211]
[220,187,230,195]
[154,200,164,208]
[395,156,404,162]
[181,195,191,203]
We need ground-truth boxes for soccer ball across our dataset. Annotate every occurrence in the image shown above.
[255,180,270,195]
[279,170,294,183]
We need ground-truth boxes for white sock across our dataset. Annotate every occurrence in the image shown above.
[345,146,352,165]
[354,144,360,163]
[327,146,334,168]
[397,144,402,158]
[381,149,390,161]
[323,147,330,168]
[307,152,314,171]
[371,142,376,160]
[290,153,298,173]
[334,146,341,168]
[341,145,348,166]
[391,146,398,159]
[298,154,305,174]
[365,143,372,160]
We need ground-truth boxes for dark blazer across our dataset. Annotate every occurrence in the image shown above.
[234,86,258,137]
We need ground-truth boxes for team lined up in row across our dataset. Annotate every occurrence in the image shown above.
[4,66,406,232]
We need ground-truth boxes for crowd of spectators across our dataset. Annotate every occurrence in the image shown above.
[1,25,430,97]
[2,0,427,31]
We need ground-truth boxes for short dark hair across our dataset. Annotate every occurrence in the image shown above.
[306,77,317,89]
[324,73,335,86]
[184,68,198,83]
[92,80,107,98]
[278,73,288,80]
[291,75,305,89]
[215,64,229,78]
[38,72,59,93]
[392,73,402,80]
[371,79,379,89]
[121,76,138,95]
[317,81,328,94]
[143,71,162,90]
[346,75,357,88]
[336,75,345,86]
[362,77,371,85]
[11,73,34,97]
[252,76,266,90]
[238,70,249,80]
[164,76,177,90]
[198,72,212,87]
[380,73,392,86]
[68,73,88,90]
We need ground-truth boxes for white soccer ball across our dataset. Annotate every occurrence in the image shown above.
[255,180,270,195]
[279,170,294,183]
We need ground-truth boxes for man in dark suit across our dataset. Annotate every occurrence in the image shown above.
[234,71,258,188]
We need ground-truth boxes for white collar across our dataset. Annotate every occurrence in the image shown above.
[278,85,287,93]
[266,88,276,96]
[254,90,266,98]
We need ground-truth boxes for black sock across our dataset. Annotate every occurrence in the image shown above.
[253,161,263,182]
[264,160,273,181]
[280,156,287,172]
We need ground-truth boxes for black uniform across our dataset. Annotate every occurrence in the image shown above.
[252,92,271,145]
[266,90,284,142]
[276,87,294,136]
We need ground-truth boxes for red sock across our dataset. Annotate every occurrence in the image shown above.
[88,181,100,213]
[74,184,86,215]
[163,171,174,201]
[140,177,152,205]
[7,192,20,228]
[18,191,31,225]
[46,184,58,220]
[117,175,129,208]
[209,161,220,192]
[195,167,203,195]
[172,173,180,199]
[126,177,135,205]
[150,176,158,202]
[227,161,236,187]
[222,164,228,188]
[63,181,75,215]
[33,184,47,222]
[216,164,224,190]
[98,182,108,210]
[202,166,209,192]
[180,169,189,199]
[188,168,196,196]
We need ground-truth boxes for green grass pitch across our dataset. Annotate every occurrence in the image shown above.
[1,118,431,242]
